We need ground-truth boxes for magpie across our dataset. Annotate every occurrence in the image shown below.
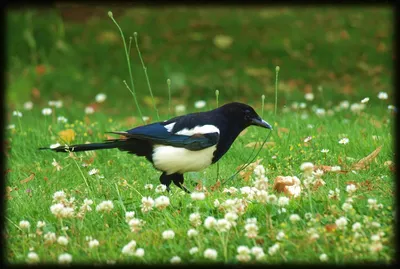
[40,102,272,193]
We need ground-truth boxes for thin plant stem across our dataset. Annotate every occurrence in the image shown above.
[128,36,133,55]
[275,66,280,116]
[71,156,92,194]
[215,89,220,181]
[261,94,265,118]
[134,32,159,120]
[167,79,172,119]
[108,11,144,122]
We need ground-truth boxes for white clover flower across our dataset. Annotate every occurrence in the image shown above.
[175,104,186,114]
[85,106,95,114]
[189,247,199,255]
[144,184,153,190]
[191,192,205,201]
[339,100,350,109]
[371,234,380,242]
[13,110,23,117]
[122,240,137,256]
[304,136,312,143]
[140,196,154,213]
[346,184,357,194]
[125,211,135,223]
[194,100,206,109]
[204,248,218,260]
[266,194,277,204]
[244,223,259,239]
[204,216,217,230]
[298,102,306,109]
[48,100,63,108]
[236,246,251,262]
[53,190,66,202]
[240,186,256,200]
[19,220,30,230]
[162,230,175,240]
[254,177,269,190]
[268,243,280,256]
[24,101,33,110]
[339,138,349,144]
[342,202,353,212]
[51,158,63,171]
[88,239,99,249]
[278,196,290,207]
[170,256,181,264]
[95,93,107,103]
[300,162,314,173]
[313,169,324,178]
[321,149,329,153]
[377,92,388,100]
[320,253,328,262]
[304,212,312,219]
[371,221,381,228]
[352,222,361,231]
[187,229,199,238]
[42,108,52,116]
[276,231,285,241]
[331,166,341,172]
[44,232,56,243]
[388,105,396,111]
[350,103,365,113]
[57,116,68,123]
[36,221,46,228]
[96,200,114,213]
[58,253,72,264]
[27,252,39,263]
[289,214,301,223]
[369,242,383,252]
[315,108,326,116]
[7,124,15,129]
[189,212,202,227]
[88,168,99,175]
[361,97,369,104]
[213,199,220,207]
[335,216,348,229]
[223,186,239,194]
[134,248,145,258]
[305,93,314,101]
[215,219,232,233]
[128,218,144,233]
[251,246,264,257]
[253,164,266,178]
[155,184,167,193]
[224,212,238,226]
[57,236,69,246]
[154,196,170,209]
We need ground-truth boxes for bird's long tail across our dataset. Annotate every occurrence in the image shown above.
[39,141,123,153]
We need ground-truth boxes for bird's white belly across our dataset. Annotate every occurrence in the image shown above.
[152,145,216,175]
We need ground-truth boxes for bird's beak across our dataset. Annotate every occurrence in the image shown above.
[251,118,273,130]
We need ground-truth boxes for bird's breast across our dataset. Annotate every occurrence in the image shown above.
[152,145,217,175]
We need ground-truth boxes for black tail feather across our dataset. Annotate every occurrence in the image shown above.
[39,141,122,153]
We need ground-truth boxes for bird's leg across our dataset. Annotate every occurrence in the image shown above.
[171,173,191,194]
[159,172,172,192]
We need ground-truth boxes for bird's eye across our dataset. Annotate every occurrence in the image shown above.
[244,109,252,120]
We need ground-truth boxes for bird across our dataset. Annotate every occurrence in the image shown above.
[40,102,272,193]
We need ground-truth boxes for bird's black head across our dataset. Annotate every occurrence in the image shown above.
[218,102,273,130]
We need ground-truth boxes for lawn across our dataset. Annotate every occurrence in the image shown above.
[5,5,395,264]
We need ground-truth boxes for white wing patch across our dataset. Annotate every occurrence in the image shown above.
[175,125,220,136]
[164,122,176,132]
[152,145,217,175]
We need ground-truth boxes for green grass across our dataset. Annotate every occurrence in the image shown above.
[5,6,394,264]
